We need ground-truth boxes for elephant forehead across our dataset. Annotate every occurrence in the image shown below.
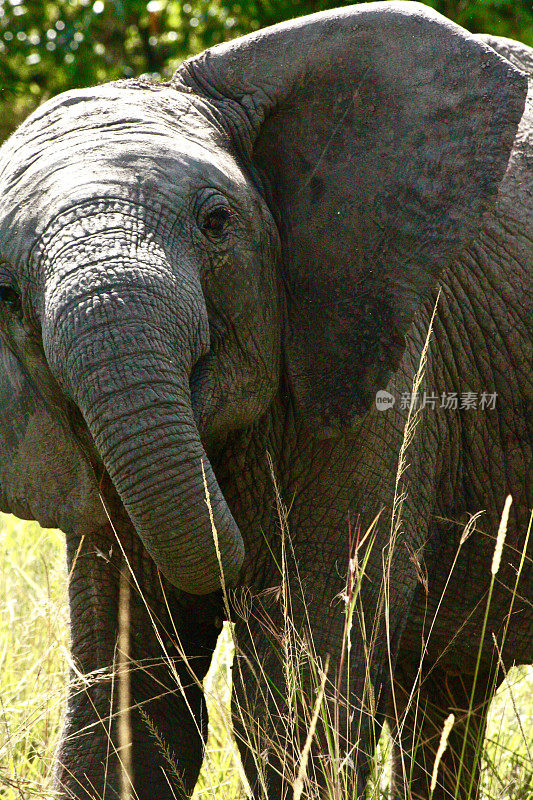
[0,84,245,263]
[5,82,220,149]
[0,83,235,202]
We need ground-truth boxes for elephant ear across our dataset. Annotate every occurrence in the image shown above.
[0,337,105,532]
[174,3,527,435]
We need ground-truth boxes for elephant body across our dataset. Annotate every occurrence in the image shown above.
[0,5,531,799]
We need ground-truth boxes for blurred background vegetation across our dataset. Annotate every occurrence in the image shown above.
[1,0,532,141]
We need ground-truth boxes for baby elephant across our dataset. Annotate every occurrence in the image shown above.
[0,3,531,798]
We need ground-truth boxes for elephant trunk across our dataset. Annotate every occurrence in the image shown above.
[43,231,244,595]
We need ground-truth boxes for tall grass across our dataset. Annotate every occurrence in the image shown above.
[0,510,531,799]
[0,516,67,799]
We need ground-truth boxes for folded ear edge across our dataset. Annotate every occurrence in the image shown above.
[174,5,528,435]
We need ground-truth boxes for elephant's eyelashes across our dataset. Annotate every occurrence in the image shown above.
[201,207,231,240]
[0,286,21,314]
[196,190,232,241]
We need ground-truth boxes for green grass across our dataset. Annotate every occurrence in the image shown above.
[0,516,68,799]
[0,511,532,799]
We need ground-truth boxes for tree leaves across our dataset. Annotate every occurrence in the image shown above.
[0,0,532,142]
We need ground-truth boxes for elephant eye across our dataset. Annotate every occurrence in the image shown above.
[196,191,232,241]
[201,207,231,240]
[0,285,21,314]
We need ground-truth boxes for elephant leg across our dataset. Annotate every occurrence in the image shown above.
[56,523,219,800]
[231,593,396,800]
[388,664,495,800]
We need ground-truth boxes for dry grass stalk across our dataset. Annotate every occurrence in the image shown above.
[118,566,133,800]
[491,495,512,576]
[430,712,455,795]
[293,656,329,800]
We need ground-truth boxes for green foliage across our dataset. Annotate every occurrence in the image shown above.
[1,0,532,140]
[427,0,533,43]
[0,514,67,798]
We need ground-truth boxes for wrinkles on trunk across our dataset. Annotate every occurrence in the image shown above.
[79,347,243,594]
[44,247,244,595]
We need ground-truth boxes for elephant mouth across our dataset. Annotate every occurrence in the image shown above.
[65,373,244,596]
[188,351,225,447]
[189,352,214,421]
[94,469,228,628]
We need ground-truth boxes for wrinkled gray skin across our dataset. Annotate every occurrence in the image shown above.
[0,4,531,798]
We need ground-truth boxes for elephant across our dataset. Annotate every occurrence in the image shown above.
[0,3,531,798]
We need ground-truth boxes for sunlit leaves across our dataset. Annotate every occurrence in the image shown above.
[0,0,531,140]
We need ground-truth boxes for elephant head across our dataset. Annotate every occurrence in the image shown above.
[0,3,526,597]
